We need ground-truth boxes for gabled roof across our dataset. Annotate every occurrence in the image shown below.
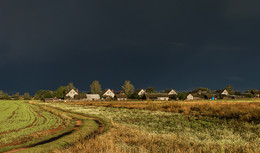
[145,93,169,98]
[115,94,127,98]
[115,90,124,94]
[135,89,146,93]
[162,89,172,93]
[215,89,225,93]
[215,89,228,94]
[102,89,113,95]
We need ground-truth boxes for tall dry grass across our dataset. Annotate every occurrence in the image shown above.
[68,101,260,123]
[54,121,257,153]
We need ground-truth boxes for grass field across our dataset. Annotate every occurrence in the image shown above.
[0,101,66,147]
[42,101,260,153]
[0,100,102,153]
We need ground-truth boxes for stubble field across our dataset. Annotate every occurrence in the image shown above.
[44,100,260,153]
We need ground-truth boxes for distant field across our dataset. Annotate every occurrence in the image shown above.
[45,101,260,153]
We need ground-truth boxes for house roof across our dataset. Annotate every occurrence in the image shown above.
[102,89,114,95]
[115,94,127,98]
[135,89,145,93]
[214,89,225,93]
[215,89,229,94]
[115,90,124,94]
[162,89,172,93]
[145,93,169,98]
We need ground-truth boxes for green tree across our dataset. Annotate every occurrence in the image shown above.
[0,90,4,99]
[121,80,135,97]
[54,86,67,99]
[225,85,234,95]
[177,92,187,100]
[146,87,157,93]
[12,92,20,100]
[34,90,54,100]
[90,80,102,94]
[3,93,11,100]
[24,93,31,100]
[66,82,76,93]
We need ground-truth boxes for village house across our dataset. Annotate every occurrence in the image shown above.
[115,94,128,101]
[135,89,146,96]
[86,94,100,101]
[66,89,78,99]
[145,93,169,101]
[187,94,193,100]
[102,89,115,98]
[186,94,203,100]
[115,90,124,94]
[215,89,229,95]
[163,89,177,95]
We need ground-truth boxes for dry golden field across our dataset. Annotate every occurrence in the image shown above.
[39,100,260,153]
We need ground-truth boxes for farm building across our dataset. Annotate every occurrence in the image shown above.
[145,93,169,101]
[187,94,193,100]
[115,94,128,101]
[163,89,177,95]
[215,89,229,95]
[135,89,146,96]
[66,89,78,99]
[102,89,115,98]
[86,94,100,101]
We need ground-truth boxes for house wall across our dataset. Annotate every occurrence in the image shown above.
[117,98,127,101]
[138,89,146,96]
[222,90,229,95]
[86,94,100,101]
[187,94,193,100]
[157,97,169,101]
[168,90,177,95]
[103,89,115,98]
[66,89,78,98]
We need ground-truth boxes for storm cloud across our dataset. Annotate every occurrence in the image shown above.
[0,0,260,94]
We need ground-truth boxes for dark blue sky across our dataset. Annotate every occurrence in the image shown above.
[1,0,260,94]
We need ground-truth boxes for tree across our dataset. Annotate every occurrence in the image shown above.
[225,85,234,95]
[66,82,76,93]
[146,87,157,93]
[177,92,187,100]
[194,87,211,93]
[3,93,11,100]
[12,92,20,100]
[0,90,4,99]
[34,90,54,100]
[24,93,31,100]
[90,80,102,95]
[121,80,135,97]
[54,86,67,99]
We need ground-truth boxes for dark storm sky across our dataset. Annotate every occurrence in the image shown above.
[1,0,260,94]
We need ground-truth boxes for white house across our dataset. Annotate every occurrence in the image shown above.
[187,94,193,100]
[168,89,177,95]
[221,89,229,95]
[102,89,115,98]
[135,89,146,96]
[146,93,169,101]
[66,89,78,99]
[86,94,100,101]
[115,94,128,101]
